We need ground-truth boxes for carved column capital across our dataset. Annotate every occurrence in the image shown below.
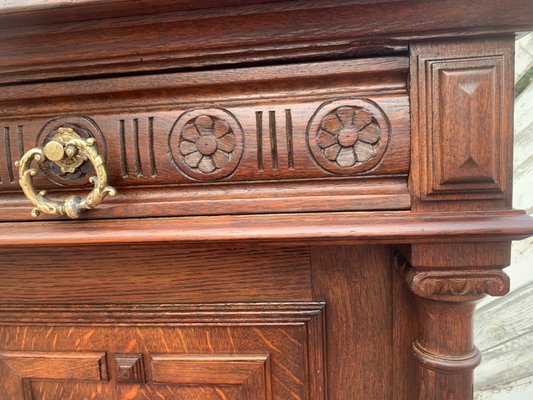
[394,251,510,302]
[393,250,510,400]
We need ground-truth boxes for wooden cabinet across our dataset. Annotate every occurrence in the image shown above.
[0,2,532,399]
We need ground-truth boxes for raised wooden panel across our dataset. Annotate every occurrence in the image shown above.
[410,37,514,209]
[0,57,410,221]
[429,59,504,196]
[0,303,325,400]
[0,351,107,400]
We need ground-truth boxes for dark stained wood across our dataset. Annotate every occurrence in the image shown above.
[0,244,312,303]
[392,250,419,400]
[0,1,532,83]
[311,245,393,399]
[410,37,515,211]
[395,244,512,400]
[0,211,532,247]
[0,2,532,400]
[0,57,410,221]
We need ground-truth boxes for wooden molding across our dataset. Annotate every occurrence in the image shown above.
[0,302,325,326]
[0,1,532,84]
[0,211,532,247]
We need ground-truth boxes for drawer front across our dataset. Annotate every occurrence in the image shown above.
[0,303,325,400]
[0,57,410,221]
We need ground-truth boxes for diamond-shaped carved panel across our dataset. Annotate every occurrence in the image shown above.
[422,55,511,201]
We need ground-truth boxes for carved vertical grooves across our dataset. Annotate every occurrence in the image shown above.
[3,127,13,183]
[119,119,128,178]
[269,110,278,170]
[285,109,294,169]
[133,118,143,177]
[148,116,157,177]
[17,125,24,159]
[256,111,264,172]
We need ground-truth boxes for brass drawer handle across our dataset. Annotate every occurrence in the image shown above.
[15,127,116,219]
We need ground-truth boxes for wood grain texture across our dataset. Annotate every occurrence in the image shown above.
[0,351,107,400]
[0,211,532,246]
[394,239,515,400]
[392,252,418,400]
[410,37,515,211]
[311,245,393,400]
[0,244,312,303]
[0,1,532,83]
[0,302,326,400]
[0,2,531,400]
[0,57,410,221]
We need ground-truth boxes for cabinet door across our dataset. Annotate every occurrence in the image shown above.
[0,303,325,400]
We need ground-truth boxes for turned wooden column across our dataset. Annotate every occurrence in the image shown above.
[406,33,519,400]
[395,242,512,400]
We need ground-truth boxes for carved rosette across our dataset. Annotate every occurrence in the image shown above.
[36,115,107,186]
[307,98,390,174]
[169,108,244,181]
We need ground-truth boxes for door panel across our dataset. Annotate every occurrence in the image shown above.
[0,303,325,400]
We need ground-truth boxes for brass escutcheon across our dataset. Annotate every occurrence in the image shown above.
[16,127,117,219]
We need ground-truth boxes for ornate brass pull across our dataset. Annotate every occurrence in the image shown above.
[15,127,116,219]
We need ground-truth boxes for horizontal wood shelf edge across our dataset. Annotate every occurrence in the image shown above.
[1,211,532,246]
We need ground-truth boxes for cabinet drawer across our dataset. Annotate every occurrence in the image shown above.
[0,57,409,221]
[0,303,325,400]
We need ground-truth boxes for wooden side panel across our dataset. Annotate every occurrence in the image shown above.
[0,303,325,400]
[0,244,312,303]
[311,245,393,399]
[410,37,514,210]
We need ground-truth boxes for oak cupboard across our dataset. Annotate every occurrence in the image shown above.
[0,1,532,399]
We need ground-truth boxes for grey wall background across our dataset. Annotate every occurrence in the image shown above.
[474,33,533,400]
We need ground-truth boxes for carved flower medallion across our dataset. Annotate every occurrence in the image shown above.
[307,99,390,174]
[169,108,244,180]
